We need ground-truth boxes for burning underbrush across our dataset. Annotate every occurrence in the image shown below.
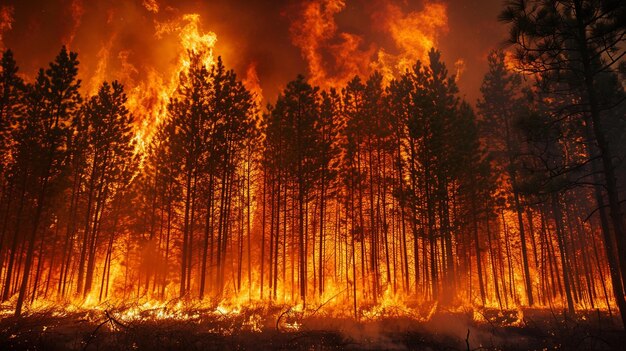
[0,298,623,350]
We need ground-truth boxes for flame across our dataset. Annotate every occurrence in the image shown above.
[142,0,160,14]
[63,0,85,47]
[289,0,448,86]
[86,37,115,96]
[289,0,344,85]
[0,5,14,50]
[454,58,465,82]
[374,1,448,80]
[127,13,218,151]
[289,0,373,88]
[0,1,618,334]
[243,62,264,106]
[503,49,528,74]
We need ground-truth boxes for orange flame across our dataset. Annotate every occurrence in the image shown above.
[142,0,160,14]
[243,62,264,106]
[290,1,448,86]
[454,58,465,82]
[86,37,115,96]
[127,13,218,152]
[63,0,85,48]
[0,5,14,50]
[289,0,373,88]
[0,0,616,328]
[374,1,448,80]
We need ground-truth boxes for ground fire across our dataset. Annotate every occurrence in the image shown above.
[0,1,625,350]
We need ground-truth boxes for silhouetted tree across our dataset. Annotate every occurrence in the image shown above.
[15,47,82,316]
[74,81,135,297]
[501,0,626,322]
[478,50,534,306]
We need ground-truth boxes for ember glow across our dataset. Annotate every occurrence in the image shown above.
[0,0,625,349]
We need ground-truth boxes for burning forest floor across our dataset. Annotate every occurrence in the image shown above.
[0,300,624,350]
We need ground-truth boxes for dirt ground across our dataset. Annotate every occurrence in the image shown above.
[0,306,624,350]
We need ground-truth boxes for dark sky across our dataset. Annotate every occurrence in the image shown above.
[0,0,508,104]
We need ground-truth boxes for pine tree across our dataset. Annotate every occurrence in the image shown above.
[478,50,535,306]
[500,0,626,312]
[0,50,24,181]
[75,81,135,297]
[15,47,82,316]
[0,50,25,288]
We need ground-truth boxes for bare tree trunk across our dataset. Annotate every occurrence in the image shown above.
[199,174,214,299]
[15,175,49,317]
[573,1,626,326]
[2,175,27,301]
[472,196,485,305]
[551,194,575,316]
[486,219,502,309]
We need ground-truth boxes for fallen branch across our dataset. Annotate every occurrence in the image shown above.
[306,288,346,319]
[105,310,129,330]
[82,319,109,351]
[276,306,292,332]
[82,309,133,351]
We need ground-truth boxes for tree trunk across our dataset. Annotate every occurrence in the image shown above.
[551,194,575,316]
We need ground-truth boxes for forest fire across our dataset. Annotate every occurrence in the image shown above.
[0,0,625,350]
